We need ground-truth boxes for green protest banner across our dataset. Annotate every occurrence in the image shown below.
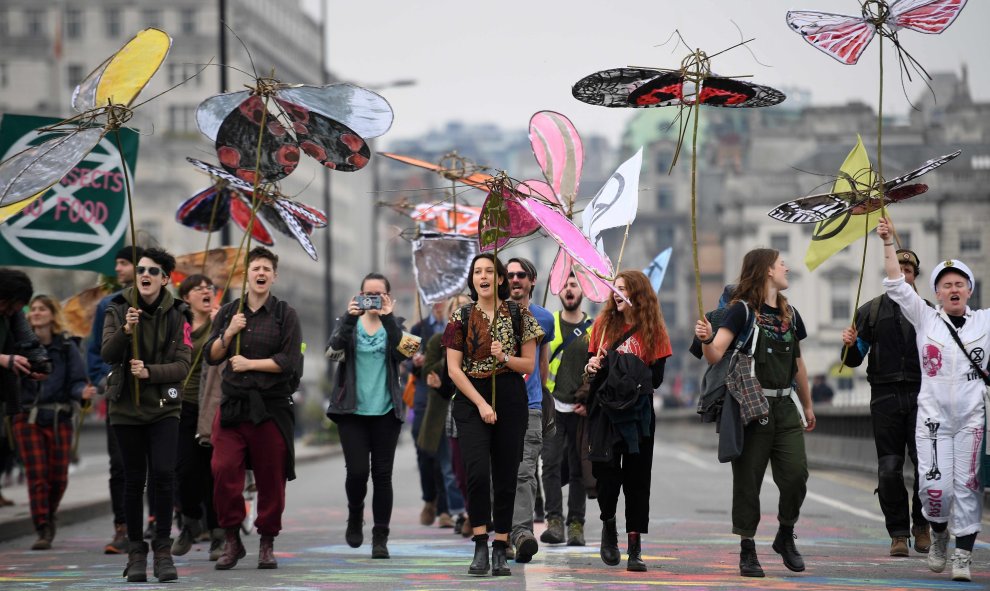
[0,114,139,274]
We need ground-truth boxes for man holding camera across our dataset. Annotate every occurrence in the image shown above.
[0,269,52,508]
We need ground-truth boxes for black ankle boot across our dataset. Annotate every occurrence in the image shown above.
[345,505,364,548]
[600,518,620,566]
[772,526,805,572]
[739,538,765,577]
[626,532,647,572]
[468,534,490,575]
[491,540,511,576]
[371,525,389,559]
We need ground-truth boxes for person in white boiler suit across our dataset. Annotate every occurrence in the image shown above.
[878,217,988,583]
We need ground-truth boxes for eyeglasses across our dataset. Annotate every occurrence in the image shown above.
[506,271,529,280]
[136,266,162,277]
[361,291,386,296]
[190,285,215,293]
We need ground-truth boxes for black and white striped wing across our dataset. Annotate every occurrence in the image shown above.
[767,193,852,224]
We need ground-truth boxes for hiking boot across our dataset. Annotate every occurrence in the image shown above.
[491,540,512,576]
[772,526,805,572]
[513,530,538,563]
[468,534,489,576]
[950,549,972,582]
[258,535,277,569]
[889,536,909,557]
[739,538,765,577]
[437,512,454,528]
[215,528,246,570]
[540,516,565,544]
[345,507,364,548]
[371,526,390,559]
[566,521,586,546]
[600,518,620,566]
[419,500,437,526]
[104,522,128,554]
[927,529,949,573]
[123,540,149,583]
[152,537,178,582]
[912,524,931,554]
[172,517,202,556]
[627,532,647,572]
[209,528,225,561]
[31,525,53,550]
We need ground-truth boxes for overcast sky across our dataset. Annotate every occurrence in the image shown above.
[310,0,988,147]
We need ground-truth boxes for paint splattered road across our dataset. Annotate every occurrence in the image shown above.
[1,434,986,590]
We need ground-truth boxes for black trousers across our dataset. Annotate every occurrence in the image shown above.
[871,385,927,537]
[592,413,655,534]
[336,412,403,527]
[113,418,178,542]
[452,373,528,534]
[105,415,126,524]
[175,403,217,529]
[541,410,586,524]
[411,406,447,514]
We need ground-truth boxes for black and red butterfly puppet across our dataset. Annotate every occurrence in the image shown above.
[767,149,960,224]
[196,80,393,184]
[177,157,328,260]
[572,67,785,110]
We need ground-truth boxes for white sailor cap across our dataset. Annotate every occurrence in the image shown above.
[930,259,974,293]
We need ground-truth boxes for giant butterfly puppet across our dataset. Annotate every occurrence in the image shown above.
[0,28,176,402]
[195,63,392,351]
[786,0,967,234]
[573,40,786,318]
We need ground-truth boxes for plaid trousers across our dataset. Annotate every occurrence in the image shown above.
[13,415,73,530]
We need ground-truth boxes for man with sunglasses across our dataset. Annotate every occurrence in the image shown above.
[86,245,151,554]
[505,257,555,564]
[206,246,303,571]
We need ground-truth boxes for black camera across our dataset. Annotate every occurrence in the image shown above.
[354,295,383,311]
[20,345,53,375]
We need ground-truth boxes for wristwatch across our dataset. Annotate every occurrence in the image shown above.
[502,352,509,364]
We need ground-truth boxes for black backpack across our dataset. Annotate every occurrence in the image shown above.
[437,301,522,400]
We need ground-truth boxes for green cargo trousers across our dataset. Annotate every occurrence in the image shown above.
[730,395,809,537]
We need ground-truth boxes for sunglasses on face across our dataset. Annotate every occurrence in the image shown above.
[136,266,163,277]
[507,271,529,280]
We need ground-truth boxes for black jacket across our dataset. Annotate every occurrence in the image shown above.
[325,312,407,421]
[2,311,49,416]
[840,294,922,389]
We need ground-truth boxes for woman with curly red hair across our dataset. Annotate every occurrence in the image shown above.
[584,270,671,572]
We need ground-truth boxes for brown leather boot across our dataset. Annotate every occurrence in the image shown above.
[258,535,277,569]
[215,528,246,570]
[123,541,149,583]
[913,524,931,554]
[105,522,127,554]
[31,525,53,550]
[152,537,178,582]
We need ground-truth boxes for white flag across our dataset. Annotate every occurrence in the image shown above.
[582,147,642,254]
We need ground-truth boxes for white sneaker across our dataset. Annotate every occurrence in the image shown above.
[928,530,950,573]
[950,549,972,582]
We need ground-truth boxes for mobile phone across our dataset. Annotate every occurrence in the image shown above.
[354,295,383,310]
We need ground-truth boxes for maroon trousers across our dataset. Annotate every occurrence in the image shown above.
[12,415,73,530]
[211,413,288,537]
